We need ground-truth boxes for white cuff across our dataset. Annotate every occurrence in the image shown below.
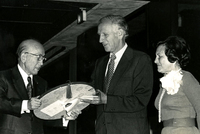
[62,118,69,127]
[21,100,30,114]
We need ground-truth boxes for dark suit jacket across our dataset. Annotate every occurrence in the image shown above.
[91,47,153,134]
[0,66,48,134]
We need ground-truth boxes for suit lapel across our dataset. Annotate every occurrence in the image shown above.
[33,76,39,97]
[101,56,109,93]
[12,66,29,99]
[33,75,47,97]
[95,55,109,93]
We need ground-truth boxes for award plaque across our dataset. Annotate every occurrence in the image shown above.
[34,82,96,120]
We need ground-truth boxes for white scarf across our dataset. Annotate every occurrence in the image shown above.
[160,69,183,95]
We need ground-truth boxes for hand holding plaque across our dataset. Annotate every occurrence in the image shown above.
[80,89,107,104]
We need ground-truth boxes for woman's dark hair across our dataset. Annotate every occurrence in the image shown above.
[157,36,191,67]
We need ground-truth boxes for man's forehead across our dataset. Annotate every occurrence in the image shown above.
[98,23,114,34]
[27,43,44,53]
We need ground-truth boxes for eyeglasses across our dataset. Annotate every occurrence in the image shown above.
[24,52,47,61]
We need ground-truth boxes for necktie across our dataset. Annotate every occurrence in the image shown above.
[27,76,33,99]
[104,54,116,93]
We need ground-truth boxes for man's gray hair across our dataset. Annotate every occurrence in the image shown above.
[99,14,129,38]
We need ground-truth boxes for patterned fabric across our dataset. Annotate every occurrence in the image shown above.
[27,76,32,99]
[104,53,116,93]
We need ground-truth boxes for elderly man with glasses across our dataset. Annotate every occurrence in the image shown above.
[0,39,80,134]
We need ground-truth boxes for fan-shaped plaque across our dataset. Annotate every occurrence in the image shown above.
[34,82,96,120]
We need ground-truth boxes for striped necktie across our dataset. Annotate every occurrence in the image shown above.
[104,54,116,93]
[27,76,33,99]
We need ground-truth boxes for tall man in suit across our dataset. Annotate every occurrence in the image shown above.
[0,39,80,134]
[81,15,153,134]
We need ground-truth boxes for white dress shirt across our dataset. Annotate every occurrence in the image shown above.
[105,43,128,75]
[18,64,32,114]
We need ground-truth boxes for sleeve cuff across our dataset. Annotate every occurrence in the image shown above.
[21,100,30,114]
[62,118,69,127]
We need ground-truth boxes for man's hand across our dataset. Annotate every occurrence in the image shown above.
[63,109,82,120]
[27,97,41,110]
[80,89,107,104]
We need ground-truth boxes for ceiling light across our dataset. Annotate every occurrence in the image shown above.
[77,8,86,24]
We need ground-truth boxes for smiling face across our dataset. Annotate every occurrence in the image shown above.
[19,40,45,75]
[98,21,123,54]
[154,44,177,74]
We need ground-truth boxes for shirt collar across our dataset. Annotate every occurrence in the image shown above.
[110,43,128,60]
[18,64,33,84]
